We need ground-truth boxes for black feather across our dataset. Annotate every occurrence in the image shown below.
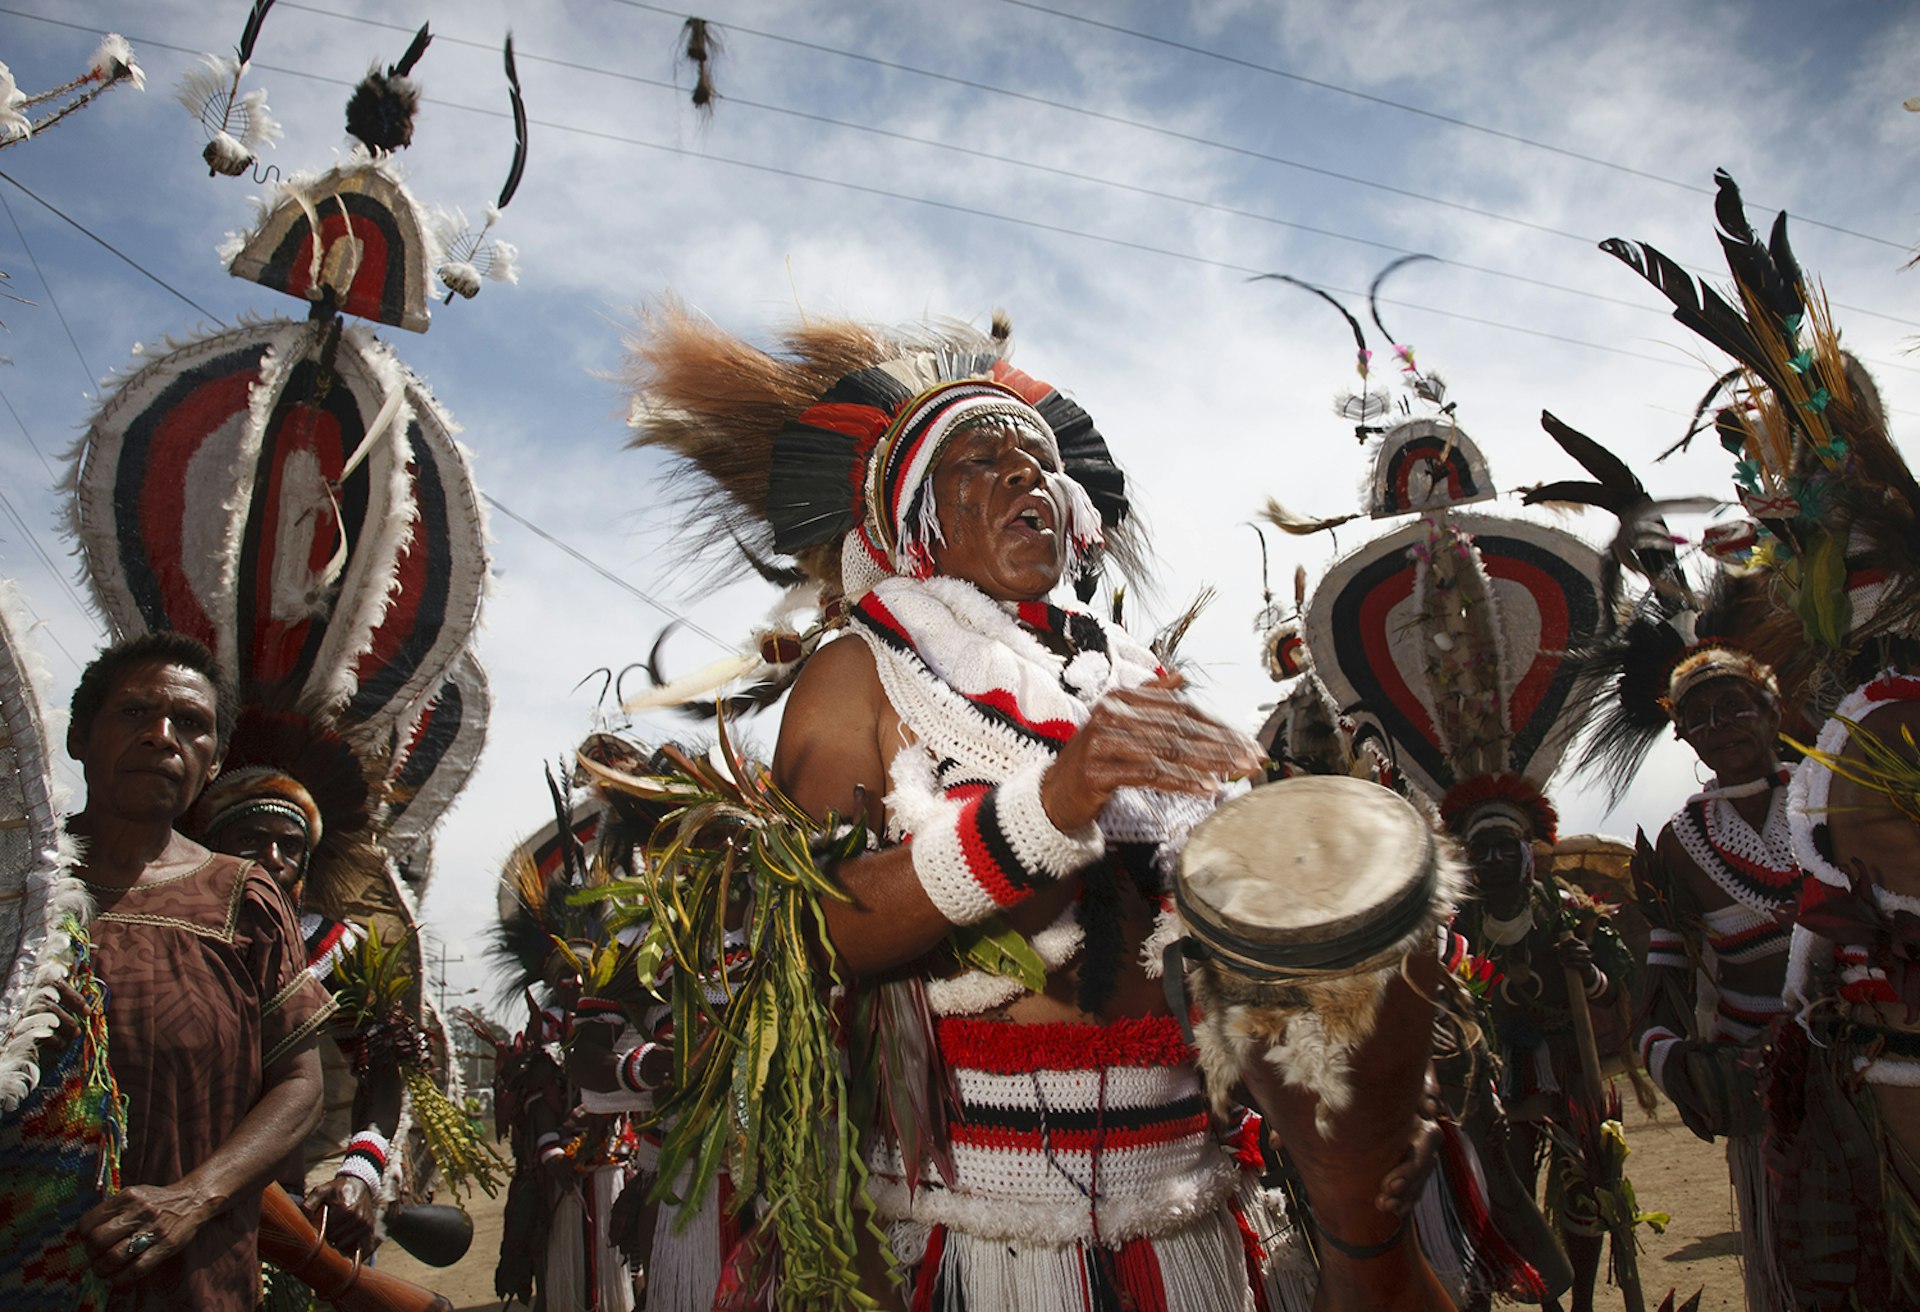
[1367,253,1438,348]
[1565,608,1691,807]
[1660,367,1746,462]
[645,623,681,689]
[1711,169,1803,330]
[1599,236,1769,382]
[1538,409,1646,499]
[497,35,528,210]
[237,0,277,65]
[1522,480,1631,514]
[1251,273,1369,365]
[731,537,809,587]
[391,22,432,77]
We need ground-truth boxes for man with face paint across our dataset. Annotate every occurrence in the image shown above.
[1444,782,1627,1312]
[1628,646,1793,1310]
[615,307,1453,1311]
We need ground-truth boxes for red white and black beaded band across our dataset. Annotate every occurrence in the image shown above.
[572,997,626,1025]
[617,1041,667,1093]
[336,1128,390,1192]
[910,760,1105,926]
[1646,927,1688,972]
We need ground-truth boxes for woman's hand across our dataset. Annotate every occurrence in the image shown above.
[78,1182,218,1286]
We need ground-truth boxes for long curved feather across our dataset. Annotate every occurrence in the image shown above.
[1250,273,1368,361]
[497,35,528,210]
[1659,367,1746,462]
[1367,253,1437,347]
[238,0,277,65]
[1599,236,1765,380]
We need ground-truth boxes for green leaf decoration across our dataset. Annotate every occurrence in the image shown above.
[948,916,1049,993]
[573,717,890,1309]
[1789,528,1851,650]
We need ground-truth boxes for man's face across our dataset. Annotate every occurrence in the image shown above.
[212,812,311,893]
[1465,827,1532,894]
[1675,678,1778,782]
[925,419,1068,602]
[69,660,223,826]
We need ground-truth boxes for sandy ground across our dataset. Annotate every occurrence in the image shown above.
[376,1087,1748,1311]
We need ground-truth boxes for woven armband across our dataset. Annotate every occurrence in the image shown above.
[337,1128,389,1192]
[617,1041,666,1093]
[910,761,1105,926]
[1646,927,1688,972]
[572,997,626,1025]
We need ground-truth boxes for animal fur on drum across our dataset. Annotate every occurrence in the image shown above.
[1186,838,1464,1137]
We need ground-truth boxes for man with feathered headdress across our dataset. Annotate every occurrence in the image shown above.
[621,303,1448,1310]
[1625,644,1794,1311]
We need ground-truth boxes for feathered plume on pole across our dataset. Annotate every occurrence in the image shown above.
[681,18,722,117]
[345,22,431,154]
[176,0,282,176]
[1249,271,1386,441]
[0,33,144,151]
[433,35,527,303]
[1369,254,1447,406]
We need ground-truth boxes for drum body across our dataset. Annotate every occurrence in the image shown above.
[1176,775,1462,1130]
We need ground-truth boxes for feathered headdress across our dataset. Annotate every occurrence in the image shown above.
[488,767,608,1003]
[620,301,1140,712]
[185,706,386,921]
[1602,169,1920,716]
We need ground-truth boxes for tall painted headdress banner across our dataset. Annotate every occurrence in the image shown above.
[1304,513,1605,806]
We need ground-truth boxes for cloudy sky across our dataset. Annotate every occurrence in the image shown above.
[3,0,1917,1007]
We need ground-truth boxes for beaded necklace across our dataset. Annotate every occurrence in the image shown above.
[1673,769,1799,915]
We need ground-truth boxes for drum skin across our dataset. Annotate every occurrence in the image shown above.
[1180,775,1438,983]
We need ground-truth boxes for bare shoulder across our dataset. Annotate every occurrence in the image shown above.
[774,634,889,826]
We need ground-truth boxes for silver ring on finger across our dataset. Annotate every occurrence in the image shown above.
[126,1230,159,1256]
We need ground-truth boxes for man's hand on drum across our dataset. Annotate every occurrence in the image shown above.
[1374,1074,1447,1217]
[1041,674,1264,831]
[301,1174,379,1259]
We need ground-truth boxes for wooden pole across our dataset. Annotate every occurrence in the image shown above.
[1563,963,1645,1312]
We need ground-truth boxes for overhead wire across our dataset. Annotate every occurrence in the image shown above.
[4,4,1919,641]
[0,171,227,324]
[0,183,96,388]
[264,1,1920,334]
[995,0,1907,252]
[601,0,1917,273]
[480,494,736,653]
[9,3,1919,338]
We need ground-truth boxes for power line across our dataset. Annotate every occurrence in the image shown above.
[0,171,226,323]
[996,0,1907,253]
[0,183,95,388]
[12,3,1919,341]
[602,0,1915,264]
[481,493,736,654]
[276,0,1920,334]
